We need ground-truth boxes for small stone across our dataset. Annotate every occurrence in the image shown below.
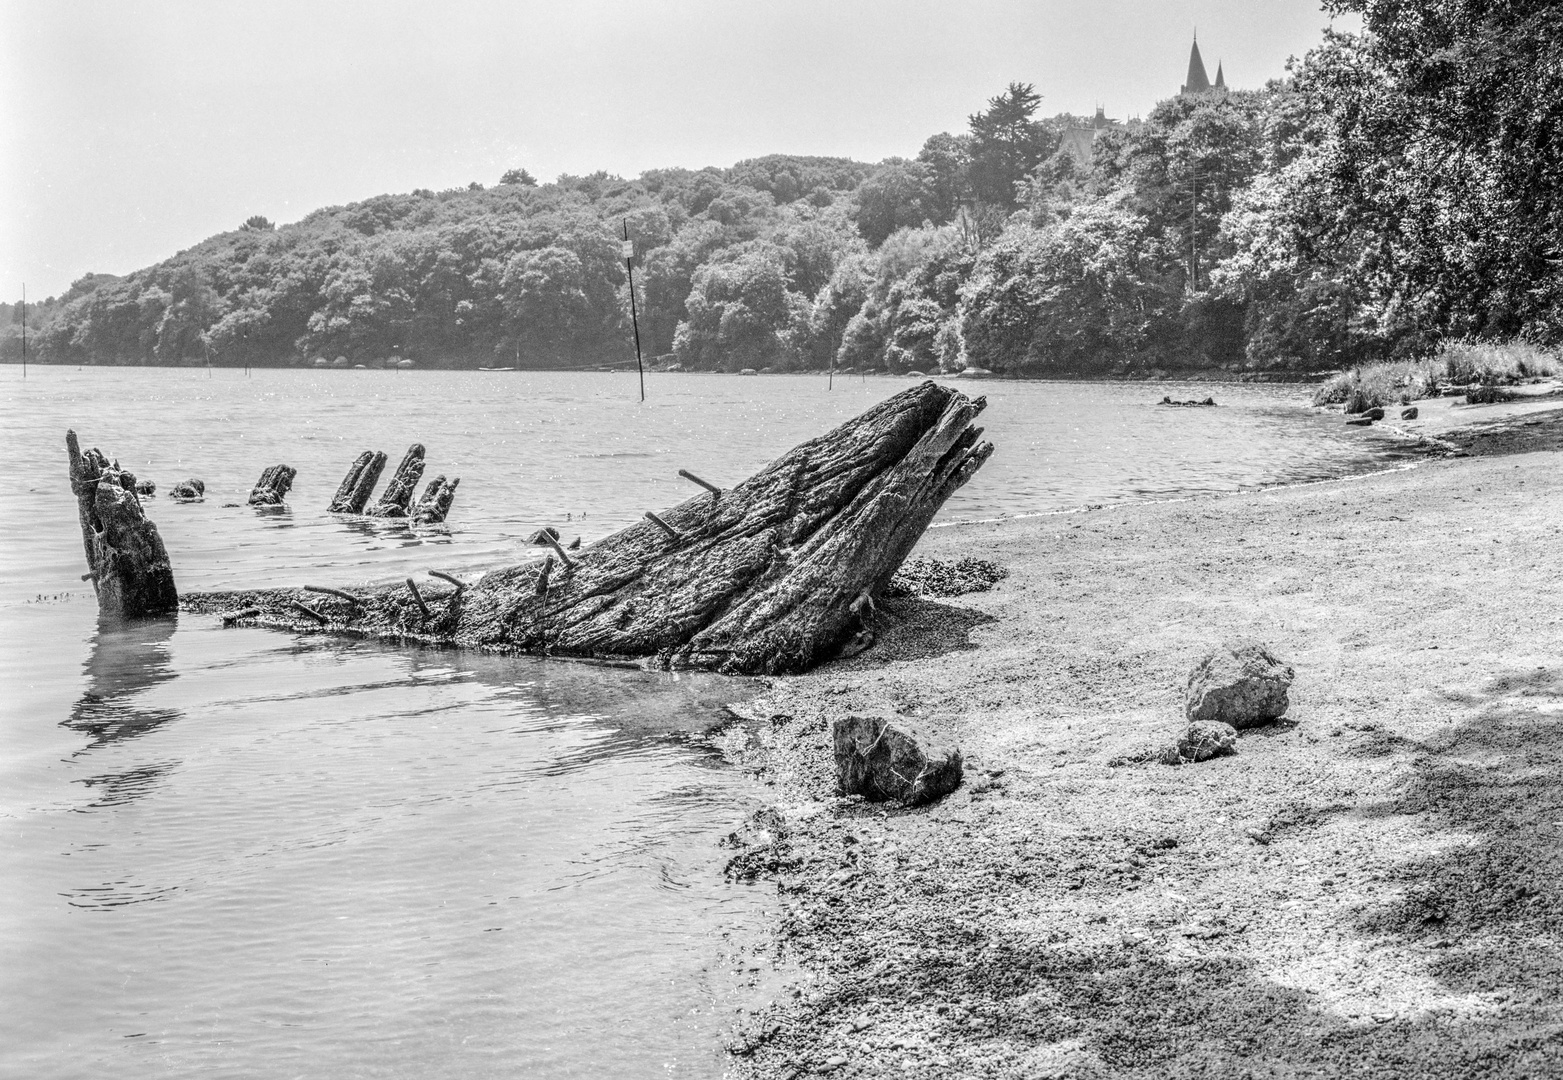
[832,715,962,806]
[169,478,206,500]
[1161,720,1239,765]
[1401,406,1419,420]
[1365,407,1386,420]
[1345,416,1374,427]
[1185,641,1294,729]
[133,478,156,496]
[851,1013,873,1031]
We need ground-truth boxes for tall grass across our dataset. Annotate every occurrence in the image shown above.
[1311,340,1561,408]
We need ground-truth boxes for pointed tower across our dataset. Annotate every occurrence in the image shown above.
[1215,61,1226,90]
[1182,36,1211,95]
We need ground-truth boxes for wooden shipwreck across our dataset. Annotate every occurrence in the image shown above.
[85,381,992,675]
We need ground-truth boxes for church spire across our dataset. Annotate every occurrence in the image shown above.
[1183,37,1211,95]
[1214,61,1225,88]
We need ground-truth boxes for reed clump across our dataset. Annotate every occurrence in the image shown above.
[1312,340,1561,410]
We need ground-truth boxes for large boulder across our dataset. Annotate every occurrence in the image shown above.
[1185,641,1294,728]
[832,715,962,806]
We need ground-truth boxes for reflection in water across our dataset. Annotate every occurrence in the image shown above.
[392,643,755,774]
[335,516,452,546]
[65,615,181,752]
[79,760,179,809]
[60,616,186,909]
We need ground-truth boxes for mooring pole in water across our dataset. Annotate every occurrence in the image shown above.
[19,283,25,380]
[623,220,644,402]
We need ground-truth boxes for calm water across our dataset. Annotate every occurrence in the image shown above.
[0,367,1413,1078]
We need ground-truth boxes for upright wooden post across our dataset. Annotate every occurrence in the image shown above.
[623,220,644,402]
[66,430,178,618]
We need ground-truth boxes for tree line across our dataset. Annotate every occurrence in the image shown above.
[7,0,1558,375]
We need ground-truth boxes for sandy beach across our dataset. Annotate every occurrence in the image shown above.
[720,403,1563,1079]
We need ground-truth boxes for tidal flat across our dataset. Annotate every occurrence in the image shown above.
[723,411,1563,1078]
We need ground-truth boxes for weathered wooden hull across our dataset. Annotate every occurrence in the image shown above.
[182,381,993,674]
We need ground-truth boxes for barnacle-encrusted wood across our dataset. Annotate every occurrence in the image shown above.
[247,464,296,506]
[366,444,425,517]
[328,450,388,513]
[67,430,178,618]
[183,381,993,674]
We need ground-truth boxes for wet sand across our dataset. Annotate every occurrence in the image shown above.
[720,405,1563,1078]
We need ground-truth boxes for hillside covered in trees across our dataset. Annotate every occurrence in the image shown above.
[8,1,1560,376]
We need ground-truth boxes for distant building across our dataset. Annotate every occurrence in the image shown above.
[1057,106,1142,165]
[1181,36,1226,96]
[1056,36,1227,167]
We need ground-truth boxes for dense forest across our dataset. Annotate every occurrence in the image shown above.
[7,1,1560,376]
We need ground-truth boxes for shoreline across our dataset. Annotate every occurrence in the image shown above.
[0,360,1331,383]
[718,407,1563,1078]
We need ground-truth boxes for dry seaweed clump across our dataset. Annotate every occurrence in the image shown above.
[885,556,1007,598]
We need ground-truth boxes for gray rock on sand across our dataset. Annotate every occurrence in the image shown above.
[832,715,962,806]
[1401,406,1419,420]
[1185,640,1294,728]
[1161,720,1239,765]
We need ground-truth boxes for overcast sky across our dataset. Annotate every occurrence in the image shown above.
[2,0,1355,299]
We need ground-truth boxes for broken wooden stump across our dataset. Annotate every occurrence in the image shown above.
[66,430,178,618]
[181,381,994,675]
[328,451,388,513]
[413,475,459,524]
[327,447,454,522]
[248,464,296,506]
[366,444,426,517]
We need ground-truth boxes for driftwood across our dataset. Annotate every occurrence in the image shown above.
[248,464,296,506]
[367,445,425,517]
[328,451,387,513]
[182,381,993,675]
[66,430,178,618]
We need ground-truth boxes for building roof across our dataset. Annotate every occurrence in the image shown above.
[1215,61,1225,88]
[1183,39,1211,94]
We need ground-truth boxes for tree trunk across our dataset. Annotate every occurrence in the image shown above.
[183,382,993,675]
[67,430,179,618]
[365,444,425,517]
[328,451,387,513]
[248,464,297,506]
